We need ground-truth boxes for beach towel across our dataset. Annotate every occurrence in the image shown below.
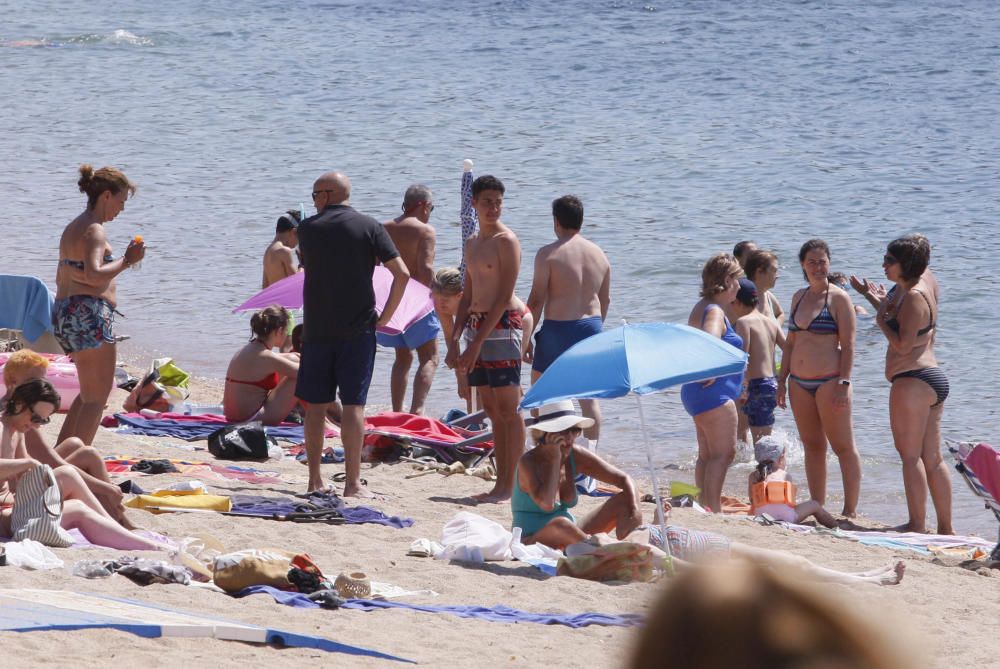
[232,585,643,628]
[104,456,283,485]
[0,274,54,342]
[106,412,337,442]
[365,412,489,446]
[229,492,414,529]
[965,442,1000,502]
[125,489,233,513]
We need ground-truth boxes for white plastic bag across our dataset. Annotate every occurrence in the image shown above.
[4,539,65,570]
[436,511,515,562]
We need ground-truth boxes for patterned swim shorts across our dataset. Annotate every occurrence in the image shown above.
[742,377,778,427]
[52,295,116,354]
[463,309,523,388]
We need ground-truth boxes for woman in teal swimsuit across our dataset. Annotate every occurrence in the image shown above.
[512,401,641,549]
[778,240,861,518]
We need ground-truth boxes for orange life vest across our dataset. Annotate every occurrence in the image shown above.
[750,479,797,514]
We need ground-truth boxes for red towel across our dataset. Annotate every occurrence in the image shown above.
[364,412,481,445]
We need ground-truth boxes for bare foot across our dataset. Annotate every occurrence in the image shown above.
[880,561,905,585]
[470,490,511,504]
[840,509,857,519]
[936,525,955,535]
[891,522,928,533]
[343,483,378,499]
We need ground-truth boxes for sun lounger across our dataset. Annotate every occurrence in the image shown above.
[947,440,1000,562]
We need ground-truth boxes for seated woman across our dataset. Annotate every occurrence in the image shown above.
[1,378,168,550]
[513,401,641,550]
[2,349,128,524]
[223,306,300,425]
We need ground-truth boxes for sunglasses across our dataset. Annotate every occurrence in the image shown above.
[883,255,899,265]
[311,190,338,199]
[30,411,50,426]
[559,426,583,435]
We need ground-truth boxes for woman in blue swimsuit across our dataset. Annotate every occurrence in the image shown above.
[876,236,952,534]
[54,165,145,446]
[680,253,745,513]
[513,401,641,549]
[777,240,861,518]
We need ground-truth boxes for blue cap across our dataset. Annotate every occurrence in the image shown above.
[736,278,758,305]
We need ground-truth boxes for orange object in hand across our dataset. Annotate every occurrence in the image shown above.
[133,235,143,244]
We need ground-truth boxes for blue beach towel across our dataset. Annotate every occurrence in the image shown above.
[0,275,55,342]
[230,491,414,529]
[233,585,643,628]
[112,413,307,442]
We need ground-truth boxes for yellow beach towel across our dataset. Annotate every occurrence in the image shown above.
[125,488,232,513]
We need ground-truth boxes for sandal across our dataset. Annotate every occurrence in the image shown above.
[331,472,368,486]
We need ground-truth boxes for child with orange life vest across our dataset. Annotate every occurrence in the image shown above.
[748,436,840,527]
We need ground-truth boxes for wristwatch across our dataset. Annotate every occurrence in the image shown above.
[838,378,851,386]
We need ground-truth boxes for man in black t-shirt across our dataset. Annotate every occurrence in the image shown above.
[296,171,410,497]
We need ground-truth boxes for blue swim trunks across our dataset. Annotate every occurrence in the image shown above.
[51,295,116,354]
[531,316,603,374]
[376,310,441,350]
[742,377,778,427]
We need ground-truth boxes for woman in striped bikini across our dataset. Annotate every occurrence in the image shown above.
[875,236,952,534]
[777,239,861,518]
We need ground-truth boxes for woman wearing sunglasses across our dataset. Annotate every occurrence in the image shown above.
[873,237,952,534]
[513,401,641,549]
[1,378,167,549]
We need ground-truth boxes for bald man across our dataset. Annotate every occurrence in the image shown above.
[296,171,410,497]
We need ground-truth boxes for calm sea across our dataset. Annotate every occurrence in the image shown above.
[3,0,998,536]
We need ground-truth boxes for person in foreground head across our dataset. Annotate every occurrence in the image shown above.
[680,253,745,512]
[525,194,610,443]
[629,561,912,669]
[262,209,303,289]
[778,239,861,518]
[223,306,300,425]
[1,379,168,550]
[378,184,441,416]
[513,401,641,549]
[747,436,845,528]
[445,175,525,503]
[54,164,145,446]
[296,171,410,497]
[2,350,130,525]
[875,236,952,534]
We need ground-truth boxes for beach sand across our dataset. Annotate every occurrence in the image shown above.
[1,376,997,668]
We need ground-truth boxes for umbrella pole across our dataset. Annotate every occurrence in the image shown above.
[635,394,672,561]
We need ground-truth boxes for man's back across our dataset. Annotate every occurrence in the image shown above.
[537,235,610,321]
[738,310,780,380]
[262,240,296,289]
[383,217,436,287]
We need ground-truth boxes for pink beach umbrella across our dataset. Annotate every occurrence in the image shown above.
[232,268,434,335]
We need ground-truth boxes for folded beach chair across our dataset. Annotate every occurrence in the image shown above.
[364,412,496,466]
[947,440,1000,562]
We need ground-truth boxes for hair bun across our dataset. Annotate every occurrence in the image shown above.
[78,164,94,192]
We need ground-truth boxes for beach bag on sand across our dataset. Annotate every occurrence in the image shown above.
[123,358,191,413]
[11,464,74,548]
[556,543,656,583]
[208,422,276,460]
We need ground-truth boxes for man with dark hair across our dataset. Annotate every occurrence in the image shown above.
[262,209,302,289]
[525,195,610,441]
[296,171,410,497]
[446,174,524,503]
[732,240,758,268]
[379,184,440,415]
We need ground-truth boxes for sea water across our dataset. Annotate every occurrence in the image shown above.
[3,0,999,536]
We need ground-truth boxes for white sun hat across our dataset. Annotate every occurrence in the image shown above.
[531,400,595,433]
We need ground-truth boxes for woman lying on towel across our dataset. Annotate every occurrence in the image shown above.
[1,379,169,550]
[223,306,300,425]
[516,403,903,585]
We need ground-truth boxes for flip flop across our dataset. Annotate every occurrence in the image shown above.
[331,472,368,486]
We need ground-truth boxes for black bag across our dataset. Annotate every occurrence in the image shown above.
[207,422,276,460]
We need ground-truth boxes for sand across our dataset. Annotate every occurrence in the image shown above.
[1,376,998,668]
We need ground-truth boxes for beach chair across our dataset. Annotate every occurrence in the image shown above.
[947,440,1000,562]
[364,411,496,466]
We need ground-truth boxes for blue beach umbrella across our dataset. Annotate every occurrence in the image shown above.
[520,322,748,557]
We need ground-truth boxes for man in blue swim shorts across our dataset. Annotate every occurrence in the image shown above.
[525,195,611,440]
[379,185,440,415]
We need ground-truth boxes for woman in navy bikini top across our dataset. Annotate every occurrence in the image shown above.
[778,240,861,519]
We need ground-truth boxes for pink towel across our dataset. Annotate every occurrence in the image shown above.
[967,443,1000,502]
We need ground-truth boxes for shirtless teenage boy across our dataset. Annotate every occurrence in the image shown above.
[446,175,524,503]
[378,185,440,415]
[262,210,302,289]
[525,195,610,441]
[732,279,785,442]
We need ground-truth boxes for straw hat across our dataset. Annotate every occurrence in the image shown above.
[531,400,594,433]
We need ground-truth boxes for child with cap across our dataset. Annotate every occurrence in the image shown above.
[732,278,785,442]
[748,436,841,527]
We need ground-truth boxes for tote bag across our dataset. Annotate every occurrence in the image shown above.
[11,464,74,548]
